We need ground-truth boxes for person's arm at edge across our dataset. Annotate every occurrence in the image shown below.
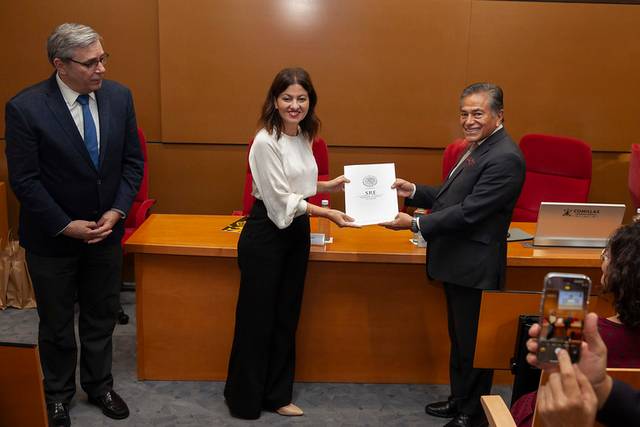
[5,99,74,235]
[595,378,640,425]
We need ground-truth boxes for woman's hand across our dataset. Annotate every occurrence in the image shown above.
[536,349,598,427]
[325,209,360,228]
[318,175,350,193]
[526,312,613,409]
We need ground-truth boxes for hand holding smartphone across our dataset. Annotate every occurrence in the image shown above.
[537,272,591,365]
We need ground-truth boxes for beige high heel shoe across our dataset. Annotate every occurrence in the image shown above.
[276,403,304,416]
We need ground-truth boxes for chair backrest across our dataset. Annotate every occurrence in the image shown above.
[629,144,640,211]
[442,138,469,181]
[240,137,330,215]
[124,128,150,229]
[513,134,592,222]
[0,343,48,427]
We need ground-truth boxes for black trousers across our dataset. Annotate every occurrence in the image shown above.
[224,200,311,419]
[26,243,122,404]
[443,282,494,417]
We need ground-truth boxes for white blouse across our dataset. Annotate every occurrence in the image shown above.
[249,128,318,229]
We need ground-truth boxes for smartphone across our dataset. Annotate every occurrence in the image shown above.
[537,272,591,365]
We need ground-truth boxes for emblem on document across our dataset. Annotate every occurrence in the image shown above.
[360,175,381,200]
[362,175,377,187]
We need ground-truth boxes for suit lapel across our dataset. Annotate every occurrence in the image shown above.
[44,74,98,171]
[96,88,110,171]
[435,129,504,199]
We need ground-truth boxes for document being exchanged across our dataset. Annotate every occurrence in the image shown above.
[344,163,399,226]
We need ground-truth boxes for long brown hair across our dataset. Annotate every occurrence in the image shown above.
[259,67,320,140]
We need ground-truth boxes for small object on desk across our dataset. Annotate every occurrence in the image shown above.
[310,233,332,246]
[507,227,533,242]
[317,200,332,243]
[410,238,427,248]
[222,217,247,232]
[412,208,427,247]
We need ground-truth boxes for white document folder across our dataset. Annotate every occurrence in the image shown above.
[344,163,399,226]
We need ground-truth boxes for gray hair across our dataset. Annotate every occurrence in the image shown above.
[47,23,101,64]
[460,82,504,114]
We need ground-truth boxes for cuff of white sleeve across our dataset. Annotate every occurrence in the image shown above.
[111,208,126,220]
[410,183,417,199]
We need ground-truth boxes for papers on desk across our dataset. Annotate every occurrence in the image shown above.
[344,163,399,226]
[222,217,247,232]
[507,227,533,242]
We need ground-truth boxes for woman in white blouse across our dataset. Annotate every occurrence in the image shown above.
[224,68,357,420]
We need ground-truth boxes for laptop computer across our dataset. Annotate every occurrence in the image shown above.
[533,202,626,248]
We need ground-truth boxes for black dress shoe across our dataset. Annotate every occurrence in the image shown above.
[89,390,130,419]
[47,402,71,427]
[425,399,458,418]
[444,413,472,427]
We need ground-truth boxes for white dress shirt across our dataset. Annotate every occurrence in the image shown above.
[56,73,100,147]
[249,128,318,229]
[55,74,124,233]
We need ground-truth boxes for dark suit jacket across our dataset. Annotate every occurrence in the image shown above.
[406,128,525,290]
[597,379,640,426]
[5,73,144,256]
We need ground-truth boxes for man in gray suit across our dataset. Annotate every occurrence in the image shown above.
[384,83,525,427]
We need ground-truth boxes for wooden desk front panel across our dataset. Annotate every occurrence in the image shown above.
[298,261,448,383]
[136,253,451,383]
[0,344,47,427]
[136,254,239,380]
[130,216,605,383]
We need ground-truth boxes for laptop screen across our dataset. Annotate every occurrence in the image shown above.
[533,202,626,248]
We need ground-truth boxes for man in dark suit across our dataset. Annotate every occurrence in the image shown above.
[383,83,525,427]
[5,23,143,426]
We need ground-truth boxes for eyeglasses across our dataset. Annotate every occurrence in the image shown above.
[600,248,610,262]
[66,53,109,69]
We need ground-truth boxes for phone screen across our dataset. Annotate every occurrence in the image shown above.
[537,273,591,364]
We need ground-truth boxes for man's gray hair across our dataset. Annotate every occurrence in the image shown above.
[47,23,101,64]
[460,82,504,114]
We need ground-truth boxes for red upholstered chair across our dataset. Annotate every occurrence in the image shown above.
[122,128,156,243]
[402,138,468,214]
[442,138,469,181]
[118,128,156,324]
[235,137,331,215]
[513,134,592,222]
[629,144,640,212]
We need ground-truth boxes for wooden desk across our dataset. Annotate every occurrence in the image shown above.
[0,343,47,427]
[126,215,601,383]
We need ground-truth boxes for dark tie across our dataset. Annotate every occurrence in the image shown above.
[76,94,99,168]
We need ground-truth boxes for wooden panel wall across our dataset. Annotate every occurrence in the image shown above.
[0,0,160,140]
[156,0,640,151]
[0,0,638,230]
[158,0,470,147]
[467,1,640,151]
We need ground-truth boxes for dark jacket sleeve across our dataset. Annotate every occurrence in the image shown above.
[110,90,143,215]
[405,184,440,210]
[5,100,72,236]
[596,379,640,426]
